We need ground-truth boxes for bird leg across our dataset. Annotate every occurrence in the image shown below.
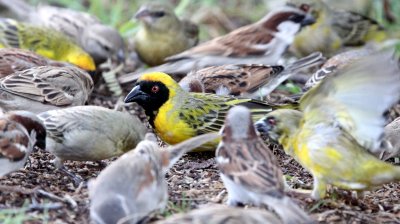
[311,177,327,200]
[58,166,84,187]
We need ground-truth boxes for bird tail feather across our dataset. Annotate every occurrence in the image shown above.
[259,52,325,96]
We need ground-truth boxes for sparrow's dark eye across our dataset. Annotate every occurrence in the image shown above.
[299,4,310,12]
[267,117,276,126]
[289,14,305,23]
[152,11,165,18]
[151,85,159,93]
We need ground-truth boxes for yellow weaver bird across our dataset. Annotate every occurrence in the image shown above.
[256,51,400,199]
[124,72,274,151]
[290,0,388,57]
[0,18,95,71]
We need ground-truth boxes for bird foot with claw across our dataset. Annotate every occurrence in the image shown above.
[287,188,313,199]
[59,167,85,187]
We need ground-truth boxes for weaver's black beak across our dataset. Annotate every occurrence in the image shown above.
[255,119,271,135]
[124,85,148,103]
[301,13,316,26]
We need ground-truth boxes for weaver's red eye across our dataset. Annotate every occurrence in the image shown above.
[151,85,159,93]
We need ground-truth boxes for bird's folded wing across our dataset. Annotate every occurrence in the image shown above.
[166,26,275,61]
[217,141,284,195]
[0,66,77,105]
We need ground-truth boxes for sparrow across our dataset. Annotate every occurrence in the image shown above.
[179,52,324,97]
[89,132,219,224]
[256,51,400,199]
[154,205,282,224]
[38,105,148,169]
[0,66,93,114]
[0,110,46,177]
[119,3,315,83]
[134,2,199,66]
[216,106,311,223]
[0,48,67,79]
[0,0,125,64]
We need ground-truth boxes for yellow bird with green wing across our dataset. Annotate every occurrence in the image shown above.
[256,50,400,199]
[124,72,276,151]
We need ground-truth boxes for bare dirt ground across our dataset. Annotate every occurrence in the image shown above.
[1,80,400,224]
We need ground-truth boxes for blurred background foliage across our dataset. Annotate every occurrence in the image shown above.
[25,0,400,44]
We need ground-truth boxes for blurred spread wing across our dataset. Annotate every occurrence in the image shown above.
[181,93,272,134]
[0,66,89,106]
[217,140,284,194]
[301,51,400,152]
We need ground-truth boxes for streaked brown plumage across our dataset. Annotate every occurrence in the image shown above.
[180,64,284,95]
[0,110,46,177]
[0,66,93,114]
[216,106,311,224]
[180,52,324,97]
[119,4,315,83]
[0,48,66,78]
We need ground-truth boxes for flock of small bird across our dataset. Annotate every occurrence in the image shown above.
[0,0,400,223]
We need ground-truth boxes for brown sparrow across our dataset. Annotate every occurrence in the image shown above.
[0,110,46,176]
[89,132,219,224]
[216,106,312,224]
[180,52,324,97]
[119,4,315,83]
[0,48,66,78]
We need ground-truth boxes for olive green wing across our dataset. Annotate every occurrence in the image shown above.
[0,18,54,53]
[180,93,273,135]
[300,51,400,152]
